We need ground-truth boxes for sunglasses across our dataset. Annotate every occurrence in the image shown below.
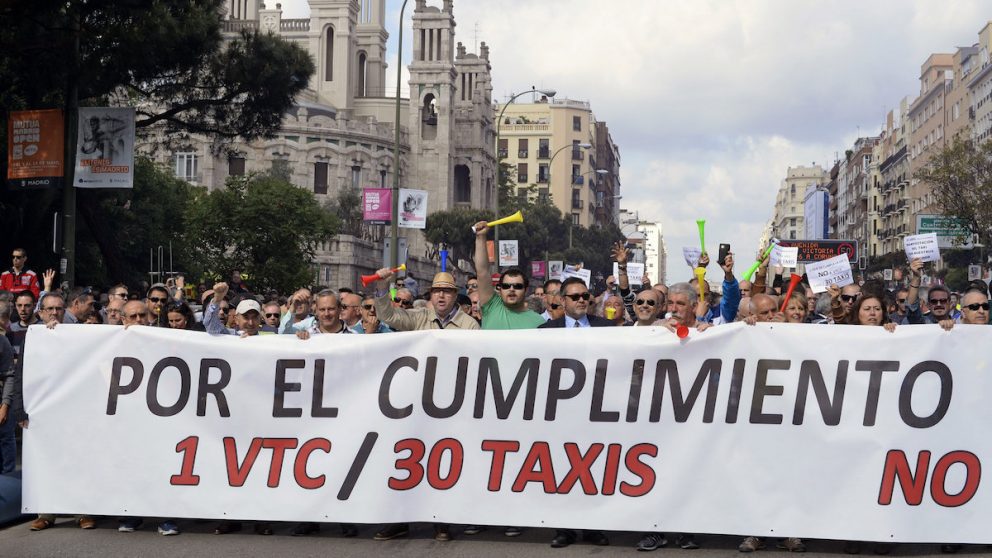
[965,302,990,311]
[634,298,656,306]
[565,292,592,301]
[362,304,375,310]
[264,312,280,318]
[12,254,25,259]
[549,303,562,310]
[499,283,525,290]
[114,292,128,299]
[897,298,906,303]
[218,307,230,313]
[393,298,413,307]
[840,294,859,303]
[148,296,167,303]
[929,298,949,305]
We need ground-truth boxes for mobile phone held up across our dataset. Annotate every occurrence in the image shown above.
[718,243,731,265]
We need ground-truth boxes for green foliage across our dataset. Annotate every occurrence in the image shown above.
[916,135,992,248]
[423,208,494,264]
[182,174,338,293]
[76,157,196,286]
[325,187,364,237]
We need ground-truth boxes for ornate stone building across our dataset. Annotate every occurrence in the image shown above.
[140,0,497,289]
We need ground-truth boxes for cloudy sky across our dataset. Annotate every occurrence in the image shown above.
[280,0,989,281]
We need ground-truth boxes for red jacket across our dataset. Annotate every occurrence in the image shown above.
[1,268,40,298]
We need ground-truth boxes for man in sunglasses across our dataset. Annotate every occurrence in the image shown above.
[354,295,391,333]
[260,301,282,333]
[146,283,171,327]
[829,283,862,323]
[538,277,614,329]
[472,221,545,329]
[628,288,664,326]
[1,248,40,298]
[391,288,415,309]
[902,258,956,325]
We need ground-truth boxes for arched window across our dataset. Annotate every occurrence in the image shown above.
[357,52,367,97]
[421,94,437,140]
[454,165,471,203]
[324,27,334,82]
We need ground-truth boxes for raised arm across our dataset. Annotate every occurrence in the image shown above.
[473,221,496,306]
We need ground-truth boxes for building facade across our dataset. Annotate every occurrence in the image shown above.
[638,221,667,286]
[771,165,827,241]
[495,98,612,228]
[139,0,497,288]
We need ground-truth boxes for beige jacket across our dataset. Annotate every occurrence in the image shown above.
[374,294,480,331]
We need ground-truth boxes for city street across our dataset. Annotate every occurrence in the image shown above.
[0,518,987,558]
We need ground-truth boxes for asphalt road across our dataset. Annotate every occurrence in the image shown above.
[0,517,983,558]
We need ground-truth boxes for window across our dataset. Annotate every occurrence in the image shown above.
[790,218,796,227]
[789,231,796,239]
[517,162,528,183]
[173,152,198,182]
[356,52,367,97]
[351,166,361,190]
[380,169,387,188]
[517,138,528,158]
[228,156,245,176]
[572,116,581,131]
[572,164,580,177]
[538,138,550,158]
[572,213,580,225]
[497,138,508,158]
[324,27,334,82]
[314,162,328,194]
[538,164,549,183]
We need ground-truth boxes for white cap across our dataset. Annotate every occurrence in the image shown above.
[235,299,262,315]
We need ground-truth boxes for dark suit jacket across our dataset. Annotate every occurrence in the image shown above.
[538,315,616,328]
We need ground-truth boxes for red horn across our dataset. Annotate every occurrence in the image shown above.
[779,274,804,313]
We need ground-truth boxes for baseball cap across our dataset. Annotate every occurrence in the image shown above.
[236,299,262,315]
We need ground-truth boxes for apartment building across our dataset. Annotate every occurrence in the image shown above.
[496,98,612,228]
[772,165,828,241]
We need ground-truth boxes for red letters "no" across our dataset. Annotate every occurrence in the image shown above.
[878,450,981,508]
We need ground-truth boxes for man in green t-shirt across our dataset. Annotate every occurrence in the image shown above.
[472,220,545,330]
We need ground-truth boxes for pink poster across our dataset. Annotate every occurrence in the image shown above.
[531,260,546,278]
[363,188,392,224]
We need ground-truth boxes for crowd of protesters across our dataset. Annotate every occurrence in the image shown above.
[1,230,987,551]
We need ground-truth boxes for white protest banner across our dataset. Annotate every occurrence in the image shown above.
[682,247,701,268]
[21,324,992,543]
[806,253,853,293]
[770,245,799,268]
[883,269,893,281]
[498,240,519,267]
[398,188,428,229]
[74,107,135,188]
[561,264,591,287]
[548,261,564,281]
[904,233,941,263]
[613,262,645,282]
[968,265,982,282]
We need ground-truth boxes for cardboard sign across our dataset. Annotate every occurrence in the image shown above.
[904,233,941,263]
[548,261,563,281]
[806,254,854,294]
[613,262,645,282]
[562,265,591,287]
[770,245,799,268]
[682,247,701,268]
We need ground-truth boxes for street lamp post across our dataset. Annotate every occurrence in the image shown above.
[390,0,410,270]
[494,86,556,250]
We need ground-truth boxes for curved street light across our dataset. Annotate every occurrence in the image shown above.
[390,0,411,270]
[493,86,556,249]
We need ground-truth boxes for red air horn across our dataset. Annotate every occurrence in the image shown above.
[779,274,804,313]
[360,264,407,288]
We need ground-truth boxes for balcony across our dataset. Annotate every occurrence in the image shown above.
[571,199,584,210]
[537,174,549,184]
[497,149,508,158]
[897,200,907,212]
[571,150,583,160]
[537,148,550,159]
[572,175,584,185]
[518,150,529,158]
[517,174,527,183]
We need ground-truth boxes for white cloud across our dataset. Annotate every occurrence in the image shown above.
[278,0,990,279]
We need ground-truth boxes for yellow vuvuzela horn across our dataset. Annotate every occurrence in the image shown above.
[472,210,523,232]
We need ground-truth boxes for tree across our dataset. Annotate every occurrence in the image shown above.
[423,207,494,266]
[0,0,315,281]
[76,157,196,287]
[325,187,364,238]
[915,135,992,248]
[182,173,338,293]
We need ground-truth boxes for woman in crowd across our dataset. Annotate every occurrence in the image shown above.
[166,301,204,331]
[783,292,808,324]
